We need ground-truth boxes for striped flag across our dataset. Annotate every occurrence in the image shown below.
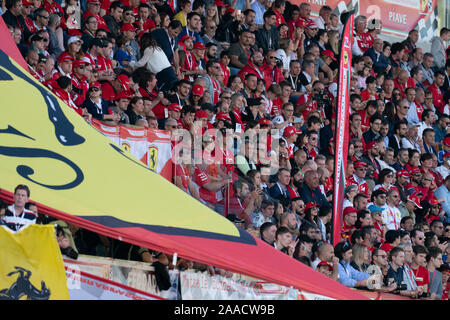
[332,13,354,246]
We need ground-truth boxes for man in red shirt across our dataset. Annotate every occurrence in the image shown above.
[238,50,264,83]
[410,245,430,292]
[71,59,90,106]
[354,15,372,54]
[347,160,370,196]
[341,206,358,241]
[427,70,446,114]
[272,0,286,27]
[84,0,109,32]
[260,50,284,90]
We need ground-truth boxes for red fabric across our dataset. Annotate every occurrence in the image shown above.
[411,265,430,287]
[428,83,445,114]
[260,63,284,90]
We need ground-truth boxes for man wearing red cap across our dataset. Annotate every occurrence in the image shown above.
[55,52,74,78]
[102,72,132,101]
[394,169,410,204]
[436,152,450,180]
[192,41,207,71]
[71,59,90,106]
[282,125,300,159]
[341,206,358,241]
[20,0,37,34]
[178,35,200,82]
[112,91,131,124]
[167,103,182,121]
[347,161,370,196]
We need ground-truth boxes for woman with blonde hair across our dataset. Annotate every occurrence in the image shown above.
[204,3,220,26]
[350,243,370,273]
[326,30,340,57]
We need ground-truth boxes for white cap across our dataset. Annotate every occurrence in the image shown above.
[67,36,83,46]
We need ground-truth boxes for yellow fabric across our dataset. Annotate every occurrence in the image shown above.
[174,11,187,26]
[0,224,69,300]
[0,46,238,238]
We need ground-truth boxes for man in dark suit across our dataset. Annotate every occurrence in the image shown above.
[388,119,408,156]
[298,170,330,209]
[151,19,182,65]
[268,168,291,210]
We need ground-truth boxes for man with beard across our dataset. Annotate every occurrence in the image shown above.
[394,169,410,204]
[238,50,264,83]
[205,42,218,62]
[389,120,408,156]
[361,140,382,182]
[392,148,409,172]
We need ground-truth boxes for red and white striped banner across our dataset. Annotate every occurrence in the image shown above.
[332,13,354,246]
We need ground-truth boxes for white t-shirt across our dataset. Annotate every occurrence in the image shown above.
[381,205,402,230]
[129,46,171,74]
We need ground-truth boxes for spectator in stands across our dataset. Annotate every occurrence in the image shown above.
[426,246,444,299]
[334,241,371,288]
[1,184,36,232]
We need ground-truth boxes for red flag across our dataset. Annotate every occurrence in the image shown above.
[332,13,354,246]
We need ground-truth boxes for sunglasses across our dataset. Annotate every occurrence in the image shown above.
[39,15,50,19]
[92,87,101,91]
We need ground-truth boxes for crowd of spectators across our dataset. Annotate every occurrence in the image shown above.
[1,0,450,299]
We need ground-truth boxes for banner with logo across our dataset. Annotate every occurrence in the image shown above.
[291,0,438,40]
[65,267,164,300]
[0,225,69,300]
[332,13,354,246]
[91,120,173,181]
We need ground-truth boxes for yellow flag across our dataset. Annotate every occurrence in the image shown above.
[0,224,69,300]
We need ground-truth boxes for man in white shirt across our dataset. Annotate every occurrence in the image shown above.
[404,88,419,124]
[2,185,36,232]
[314,5,332,30]
[382,189,402,230]
[417,109,435,139]
[401,122,421,153]
[436,152,450,180]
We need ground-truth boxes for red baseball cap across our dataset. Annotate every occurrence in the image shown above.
[114,91,132,101]
[87,0,101,3]
[354,160,368,169]
[72,59,89,68]
[396,169,410,178]
[317,261,333,271]
[430,197,441,207]
[343,206,358,217]
[121,23,137,32]
[410,166,421,175]
[91,81,102,89]
[192,84,204,96]
[283,125,300,137]
[407,194,423,209]
[116,74,130,91]
[168,103,182,112]
[180,35,192,43]
[444,152,450,158]
[295,20,306,28]
[305,202,320,211]
[214,0,225,6]
[195,110,208,119]
[364,140,378,152]
[322,49,337,61]
[22,0,33,6]
[258,118,273,126]
[306,20,318,28]
[443,137,450,146]
[58,52,73,64]
[193,42,206,50]
[225,7,235,15]
[216,112,231,122]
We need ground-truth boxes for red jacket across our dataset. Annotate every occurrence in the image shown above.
[260,63,284,90]
[238,61,263,82]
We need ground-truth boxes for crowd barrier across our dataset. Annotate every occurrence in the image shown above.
[63,255,410,300]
